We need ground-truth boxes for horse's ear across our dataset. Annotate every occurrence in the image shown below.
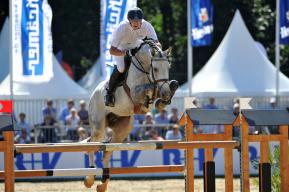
[166,47,172,56]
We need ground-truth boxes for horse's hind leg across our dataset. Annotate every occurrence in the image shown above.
[84,118,106,188]
[97,116,133,192]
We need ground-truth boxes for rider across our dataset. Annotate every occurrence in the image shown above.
[104,7,159,107]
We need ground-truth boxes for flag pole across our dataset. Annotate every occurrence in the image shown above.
[187,0,193,97]
[275,0,280,105]
[9,0,14,106]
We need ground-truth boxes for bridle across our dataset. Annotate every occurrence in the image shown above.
[129,40,170,106]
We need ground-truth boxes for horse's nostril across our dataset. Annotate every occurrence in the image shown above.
[169,80,179,92]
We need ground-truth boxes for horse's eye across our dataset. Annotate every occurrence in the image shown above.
[154,68,158,73]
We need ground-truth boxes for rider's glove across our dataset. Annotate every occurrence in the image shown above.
[130,48,137,56]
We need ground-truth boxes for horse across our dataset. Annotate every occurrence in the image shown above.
[85,40,178,192]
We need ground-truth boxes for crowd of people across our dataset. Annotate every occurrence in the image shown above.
[14,96,280,144]
[14,99,89,144]
[14,98,184,144]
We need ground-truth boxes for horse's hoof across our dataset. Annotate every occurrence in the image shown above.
[84,176,95,188]
[96,179,109,192]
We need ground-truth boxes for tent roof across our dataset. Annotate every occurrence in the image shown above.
[177,10,289,97]
[78,58,103,93]
[0,18,89,99]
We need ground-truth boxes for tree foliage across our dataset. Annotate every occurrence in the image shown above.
[48,0,100,80]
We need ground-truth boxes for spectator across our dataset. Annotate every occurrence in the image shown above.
[232,102,259,136]
[233,97,240,106]
[168,107,179,124]
[202,97,223,133]
[130,116,141,141]
[78,100,89,125]
[42,99,57,122]
[269,97,278,109]
[233,103,240,116]
[59,99,75,124]
[134,114,145,124]
[203,97,218,109]
[105,128,113,142]
[264,97,279,134]
[65,108,80,141]
[154,108,169,137]
[148,129,164,140]
[77,127,88,141]
[143,112,155,125]
[194,126,203,134]
[232,103,240,138]
[142,112,156,139]
[39,116,58,143]
[14,128,31,144]
[191,98,202,133]
[16,113,31,136]
[165,124,182,140]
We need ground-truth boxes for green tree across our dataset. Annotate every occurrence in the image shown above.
[1,0,288,85]
[0,0,8,32]
[48,0,100,80]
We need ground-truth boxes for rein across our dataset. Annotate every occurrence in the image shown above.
[123,41,170,108]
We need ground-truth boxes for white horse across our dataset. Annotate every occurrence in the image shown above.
[85,40,178,192]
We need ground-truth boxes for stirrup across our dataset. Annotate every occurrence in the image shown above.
[104,94,115,107]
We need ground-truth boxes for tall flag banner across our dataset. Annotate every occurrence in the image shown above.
[280,0,289,44]
[191,0,213,46]
[100,0,137,79]
[11,0,53,83]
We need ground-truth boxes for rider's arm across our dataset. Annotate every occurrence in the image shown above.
[110,22,127,56]
[109,46,126,56]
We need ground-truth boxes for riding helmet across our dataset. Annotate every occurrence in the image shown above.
[127,7,144,20]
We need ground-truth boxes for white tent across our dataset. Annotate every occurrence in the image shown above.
[0,19,9,83]
[78,58,103,92]
[176,10,289,97]
[0,19,89,99]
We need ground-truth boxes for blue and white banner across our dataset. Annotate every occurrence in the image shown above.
[280,0,289,44]
[100,0,137,79]
[11,0,53,83]
[191,0,213,46]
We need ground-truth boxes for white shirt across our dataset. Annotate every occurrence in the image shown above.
[165,130,182,140]
[65,115,80,130]
[111,20,158,50]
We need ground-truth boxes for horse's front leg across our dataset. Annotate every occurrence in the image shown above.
[84,118,105,189]
[97,116,133,192]
[96,150,112,192]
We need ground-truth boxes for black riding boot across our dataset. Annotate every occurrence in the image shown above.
[104,67,123,107]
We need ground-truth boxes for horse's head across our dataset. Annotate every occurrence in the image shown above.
[131,41,179,107]
[150,47,178,102]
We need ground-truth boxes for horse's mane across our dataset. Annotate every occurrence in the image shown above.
[137,38,162,57]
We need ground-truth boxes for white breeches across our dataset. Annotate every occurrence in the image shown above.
[114,56,125,73]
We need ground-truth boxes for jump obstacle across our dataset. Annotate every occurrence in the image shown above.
[1,109,289,192]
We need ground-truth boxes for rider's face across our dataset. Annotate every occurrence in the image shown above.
[129,19,142,30]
